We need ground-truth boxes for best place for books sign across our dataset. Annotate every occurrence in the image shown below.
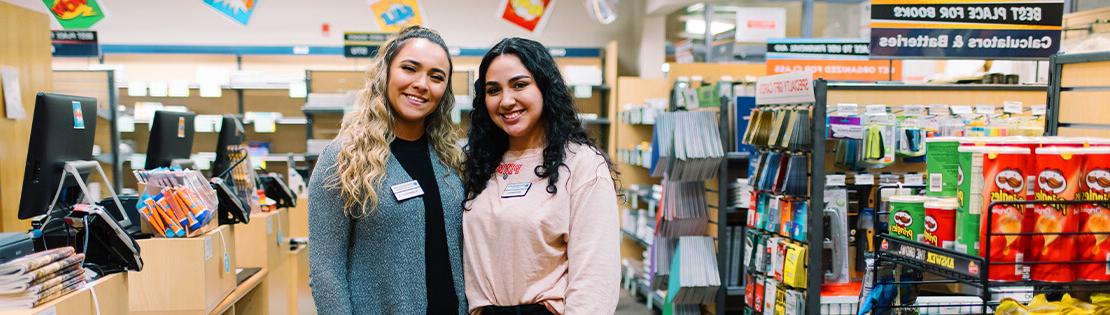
[869,0,1063,59]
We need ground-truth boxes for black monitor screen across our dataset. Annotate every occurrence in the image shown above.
[144,111,195,170]
[19,93,98,219]
[211,115,245,178]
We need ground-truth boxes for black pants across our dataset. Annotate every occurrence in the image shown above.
[481,304,553,315]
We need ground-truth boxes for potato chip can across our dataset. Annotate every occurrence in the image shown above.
[924,198,958,249]
[926,137,962,197]
[955,147,984,256]
[1076,147,1110,281]
[962,146,1031,282]
[1029,147,1083,282]
[889,196,927,242]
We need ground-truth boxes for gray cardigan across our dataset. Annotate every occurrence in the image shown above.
[307,140,467,315]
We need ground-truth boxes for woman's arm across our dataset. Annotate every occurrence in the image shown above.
[564,163,621,314]
[308,144,354,315]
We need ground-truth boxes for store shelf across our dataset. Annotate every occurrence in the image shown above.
[621,229,651,248]
[726,151,750,160]
[118,82,297,90]
[636,278,665,310]
[301,106,346,114]
[581,117,610,125]
[726,286,744,296]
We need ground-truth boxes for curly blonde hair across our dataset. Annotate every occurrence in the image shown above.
[330,26,463,218]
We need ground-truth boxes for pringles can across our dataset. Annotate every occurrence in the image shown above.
[924,198,958,249]
[888,195,927,242]
[1077,147,1110,281]
[960,146,1031,282]
[1029,147,1084,282]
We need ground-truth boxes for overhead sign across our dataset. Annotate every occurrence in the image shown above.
[344,32,391,58]
[766,38,900,81]
[869,0,1064,59]
[51,30,99,57]
[767,38,871,60]
[369,0,425,32]
[499,0,555,33]
[735,7,786,43]
[767,59,902,81]
[202,0,257,26]
[43,0,107,29]
[756,72,815,105]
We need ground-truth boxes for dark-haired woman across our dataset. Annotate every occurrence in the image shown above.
[462,37,619,315]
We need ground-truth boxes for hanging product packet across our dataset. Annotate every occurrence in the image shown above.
[959,145,1031,282]
[1028,147,1084,282]
[1076,147,1110,281]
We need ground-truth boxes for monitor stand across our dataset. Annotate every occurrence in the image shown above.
[48,160,143,274]
[170,158,195,170]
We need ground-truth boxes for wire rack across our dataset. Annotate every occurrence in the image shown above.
[870,199,1110,314]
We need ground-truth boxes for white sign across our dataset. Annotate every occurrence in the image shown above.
[904,105,926,117]
[755,71,815,105]
[735,7,786,43]
[1,66,25,119]
[1003,101,1023,114]
[1031,104,1047,116]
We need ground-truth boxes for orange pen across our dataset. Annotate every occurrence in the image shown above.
[143,199,170,237]
[152,196,184,237]
[140,200,166,235]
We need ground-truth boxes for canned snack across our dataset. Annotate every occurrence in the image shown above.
[889,195,927,242]
[1028,147,1084,282]
[926,137,962,198]
[960,146,1031,282]
[924,198,958,249]
[1076,147,1110,281]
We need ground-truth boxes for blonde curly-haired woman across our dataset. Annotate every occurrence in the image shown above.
[308,26,466,315]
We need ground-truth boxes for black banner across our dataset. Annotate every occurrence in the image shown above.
[872,3,1063,27]
[871,28,1059,58]
[869,0,1063,59]
[344,32,391,58]
[766,40,870,58]
[51,30,99,57]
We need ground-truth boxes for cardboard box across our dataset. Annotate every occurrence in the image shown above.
[0,273,128,315]
[233,209,290,315]
[128,224,237,315]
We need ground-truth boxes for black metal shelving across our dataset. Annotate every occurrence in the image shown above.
[872,200,1110,314]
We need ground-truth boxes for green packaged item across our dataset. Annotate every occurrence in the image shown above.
[954,146,986,256]
[888,195,927,242]
[925,137,961,197]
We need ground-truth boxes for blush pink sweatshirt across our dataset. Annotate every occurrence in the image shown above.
[463,143,620,315]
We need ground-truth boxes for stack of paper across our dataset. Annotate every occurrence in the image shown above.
[650,112,724,181]
[0,247,86,309]
[655,181,709,237]
[648,236,677,289]
[741,108,813,151]
[667,236,721,305]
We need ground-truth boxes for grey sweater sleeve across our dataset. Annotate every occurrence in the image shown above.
[308,142,354,315]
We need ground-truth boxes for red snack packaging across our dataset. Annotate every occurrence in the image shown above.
[1028,147,1084,282]
[974,146,1031,282]
[1076,147,1110,281]
[924,198,958,249]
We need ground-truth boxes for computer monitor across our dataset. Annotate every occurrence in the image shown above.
[211,115,245,178]
[18,93,98,219]
[144,111,195,170]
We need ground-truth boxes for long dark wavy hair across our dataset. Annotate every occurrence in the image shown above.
[463,37,615,205]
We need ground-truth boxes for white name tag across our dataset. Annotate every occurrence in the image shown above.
[390,180,424,202]
[501,182,532,198]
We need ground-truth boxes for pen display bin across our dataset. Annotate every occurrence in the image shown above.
[128,224,237,315]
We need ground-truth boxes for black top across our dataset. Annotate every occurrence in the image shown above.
[390,135,458,313]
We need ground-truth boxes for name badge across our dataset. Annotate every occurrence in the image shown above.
[501,182,532,198]
[390,180,424,202]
